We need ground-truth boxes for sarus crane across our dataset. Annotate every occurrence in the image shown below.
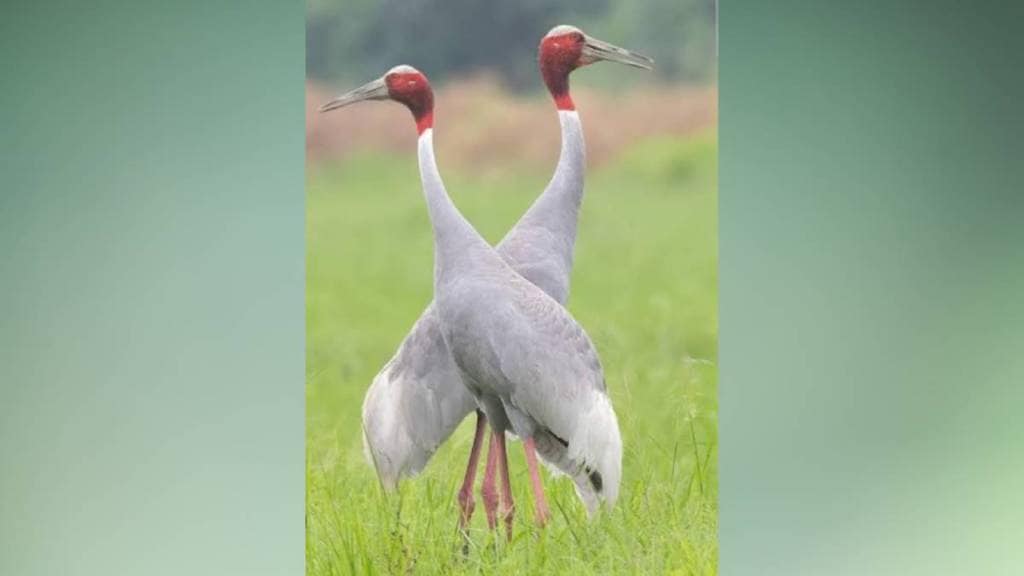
[319,26,652,537]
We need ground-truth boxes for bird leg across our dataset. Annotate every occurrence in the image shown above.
[457,411,487,530]
[495,430,515,541]
[480,431,500,530]
[523,437,551,527]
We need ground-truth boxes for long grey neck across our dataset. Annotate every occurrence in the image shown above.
[417,129,492,285]
[508,110,585,243]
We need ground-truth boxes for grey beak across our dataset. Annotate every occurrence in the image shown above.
[319,77,389,113]
[582,35,654,71]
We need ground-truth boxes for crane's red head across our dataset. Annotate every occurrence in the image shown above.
[319,65,434,135]
[383,65,434,134]
[539,25,654,111]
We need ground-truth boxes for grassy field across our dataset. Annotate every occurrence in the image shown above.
[306,130,718,575]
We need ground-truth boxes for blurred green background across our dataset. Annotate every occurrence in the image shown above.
[307,0,715,89]
[305,1,718,574]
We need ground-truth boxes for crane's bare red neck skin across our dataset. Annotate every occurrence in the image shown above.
[539,32,586,111]
[386,71,434,134]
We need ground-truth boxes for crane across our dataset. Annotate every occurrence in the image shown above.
[320,27,652,536]
[321,63,622,537]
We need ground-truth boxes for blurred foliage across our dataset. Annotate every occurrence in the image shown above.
[307,0,716,90]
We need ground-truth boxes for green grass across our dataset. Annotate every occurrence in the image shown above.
[307,131,718,575]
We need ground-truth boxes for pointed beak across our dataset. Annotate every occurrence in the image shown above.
[318,77,389,113]
[581,35,654,71]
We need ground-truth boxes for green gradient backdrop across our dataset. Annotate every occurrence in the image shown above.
[1,1,303,575]
[720,1,1023,574]
[3,0,1022,574]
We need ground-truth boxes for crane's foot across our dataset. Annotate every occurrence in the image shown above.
[495,430,515,542]
[523,437,551,528]
[456,411,488,532]
[501,503,515,542]
[481,479,499,531]
[481,432,500,530]
[457,486,475,530]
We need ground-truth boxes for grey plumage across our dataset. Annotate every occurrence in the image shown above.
[362,111,586,489]
[417,127,622,513]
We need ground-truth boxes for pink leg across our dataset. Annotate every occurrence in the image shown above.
[495,431,515,541]
[457,411,487,530]
[480,432,499,530]
[523,437,551,527]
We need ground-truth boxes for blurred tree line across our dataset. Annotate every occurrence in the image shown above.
[307,0,716,89]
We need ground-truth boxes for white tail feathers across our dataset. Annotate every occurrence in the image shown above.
[533,392,622,516]
[361,366,420,491]
[568,393,622,511]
